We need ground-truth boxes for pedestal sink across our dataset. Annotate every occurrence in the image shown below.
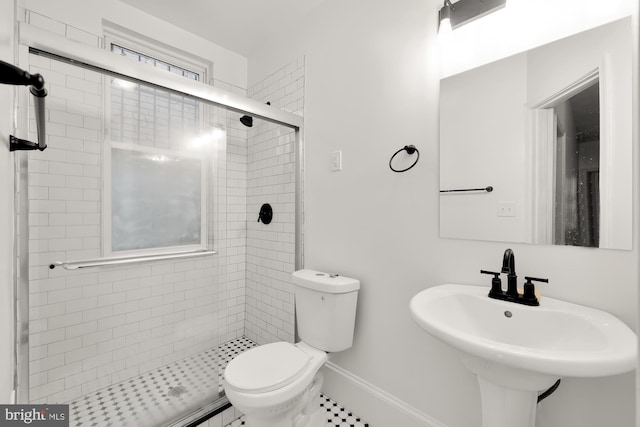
[410,284,637,427]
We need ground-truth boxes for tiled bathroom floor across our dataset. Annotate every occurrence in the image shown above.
[68,337,256,426]
[223,394,369,427]
[68,337,368,427]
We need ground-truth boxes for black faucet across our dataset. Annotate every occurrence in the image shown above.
[480,249,548,306]
[501,248,518,297]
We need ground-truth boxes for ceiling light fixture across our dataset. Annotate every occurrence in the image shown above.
[439,0,453,33]
[438,0,507,32]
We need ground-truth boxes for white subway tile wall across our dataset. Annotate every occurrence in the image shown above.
[22,14,244,404]
[244,58,305,345]
[20,8,306,415]
[216,79,249,344]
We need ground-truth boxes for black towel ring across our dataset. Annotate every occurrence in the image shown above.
[389,145,420,173]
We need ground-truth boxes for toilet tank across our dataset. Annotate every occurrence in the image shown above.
[292,269,360,352]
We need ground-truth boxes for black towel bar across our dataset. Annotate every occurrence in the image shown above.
[439,186,493,193]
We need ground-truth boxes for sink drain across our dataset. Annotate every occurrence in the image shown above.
[504,311,513,318]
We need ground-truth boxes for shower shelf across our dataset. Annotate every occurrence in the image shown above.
[49,249,218,270]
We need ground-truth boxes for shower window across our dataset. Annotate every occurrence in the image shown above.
[111,44,201,81]
[105,44,210,255]
[110,145,206,252]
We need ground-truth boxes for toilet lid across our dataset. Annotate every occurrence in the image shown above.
[224,342,311,394]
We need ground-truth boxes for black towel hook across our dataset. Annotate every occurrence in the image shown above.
[389,145,420,173]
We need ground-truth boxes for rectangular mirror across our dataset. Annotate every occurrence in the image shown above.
[439,17,632,250]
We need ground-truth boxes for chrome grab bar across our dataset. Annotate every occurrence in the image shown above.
[50,249,217,270]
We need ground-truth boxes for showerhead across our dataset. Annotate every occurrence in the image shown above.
[239,101,270,128]
[240,115,253,127]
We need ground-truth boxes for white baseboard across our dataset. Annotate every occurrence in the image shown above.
[320,361,449,427]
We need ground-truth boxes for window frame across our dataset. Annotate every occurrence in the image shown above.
[104,141,209,257]
[104,23,211,85]
[102,32,212,258]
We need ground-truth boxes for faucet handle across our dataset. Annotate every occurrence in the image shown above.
[480,269,501,276]
[481,270,503,296]
[524,276,549,284]
[522,276,548,304]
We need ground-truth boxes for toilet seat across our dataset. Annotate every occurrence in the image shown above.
[224,342,311,394]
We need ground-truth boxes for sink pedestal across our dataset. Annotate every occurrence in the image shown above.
[462,356,559,427]
[477,377,537,427]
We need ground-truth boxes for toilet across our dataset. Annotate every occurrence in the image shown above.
[223,269,360,427]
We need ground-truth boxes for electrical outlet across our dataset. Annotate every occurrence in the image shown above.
[497,201,516,217]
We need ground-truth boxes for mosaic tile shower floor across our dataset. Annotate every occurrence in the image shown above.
[69,337,368,427]
[223,394,368,427]
[69,337,256,427]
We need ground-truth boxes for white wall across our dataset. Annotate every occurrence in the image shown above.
[249,1,638,426]
[0,0,16,405]
[20,0,247,89]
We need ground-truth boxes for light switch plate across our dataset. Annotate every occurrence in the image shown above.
[330,150,342,171]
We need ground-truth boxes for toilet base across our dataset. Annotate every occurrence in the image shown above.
[244,412,295,427]
[292,408,324,427]
[241,373,324,427]
[292,372,324,427]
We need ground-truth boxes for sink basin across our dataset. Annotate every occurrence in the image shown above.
[410,284,637,427]
[410,283,636,377]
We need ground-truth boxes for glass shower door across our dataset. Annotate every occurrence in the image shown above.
[19,51,230,426]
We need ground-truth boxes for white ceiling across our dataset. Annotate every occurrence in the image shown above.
[119,0,327,57]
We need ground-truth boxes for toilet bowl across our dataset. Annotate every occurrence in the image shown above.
[224,341,327,427]
[223,269,360,427]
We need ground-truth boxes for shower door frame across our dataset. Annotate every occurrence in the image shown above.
[14,22,305,404]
